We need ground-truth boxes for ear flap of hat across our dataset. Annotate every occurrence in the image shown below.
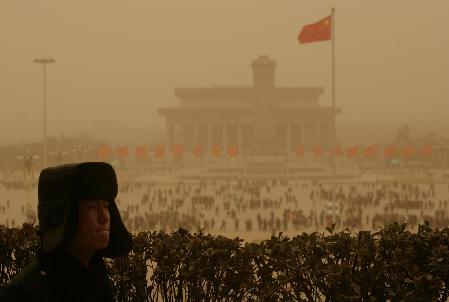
[38,164,78,254]
[75,162,133,258]
[97,201,133,258]
[38,198,71,253]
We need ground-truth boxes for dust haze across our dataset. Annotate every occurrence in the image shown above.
[1,0,448,145]
[2,1,449,245]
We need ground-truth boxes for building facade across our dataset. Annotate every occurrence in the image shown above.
[158,55,341,155]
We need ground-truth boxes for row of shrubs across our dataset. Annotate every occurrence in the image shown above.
[1,223,449,301]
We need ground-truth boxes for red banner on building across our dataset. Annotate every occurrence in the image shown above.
[227,146,238,157]
[116,145,129,160]
[154,145,165,158]
[295,145,305,157]
[401,144,415,158]
[135,145,148,159]
[363,144,379,158]
[383,144,396,159]
[212,144,222,157]
[313,144,324,157]
[193,144,203,157]
[330,144,344,157]
[96,145,111,160]
[346,146,359,158]
[421,145,433,158]
[172,144,184,157]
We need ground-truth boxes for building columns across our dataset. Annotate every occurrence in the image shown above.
[193,122,198,147]
[223,122,228,151]
[286,122,292,152]
[237,122,241,151]
[166,121,174,150]
[207,122,212,152]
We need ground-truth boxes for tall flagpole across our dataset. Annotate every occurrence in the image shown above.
[331,7,337,226]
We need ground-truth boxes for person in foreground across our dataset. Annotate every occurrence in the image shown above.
[0,162,133,302]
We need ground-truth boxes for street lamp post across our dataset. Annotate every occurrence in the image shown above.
[34,58,55,169]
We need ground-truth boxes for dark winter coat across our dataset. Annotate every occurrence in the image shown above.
[0,250,115,302]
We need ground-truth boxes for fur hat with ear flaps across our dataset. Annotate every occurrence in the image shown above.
[37,162,133,258]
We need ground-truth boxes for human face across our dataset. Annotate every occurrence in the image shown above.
[70,199,110,257]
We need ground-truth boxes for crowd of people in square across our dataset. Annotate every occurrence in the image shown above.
[1,169,449,240]
[114,174,449,238]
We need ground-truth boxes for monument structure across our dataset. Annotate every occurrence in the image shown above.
[158,55,341,160]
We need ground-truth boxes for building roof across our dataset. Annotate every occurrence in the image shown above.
[174,86,324,99]
[251,55,276,66]
[158,106,341,118]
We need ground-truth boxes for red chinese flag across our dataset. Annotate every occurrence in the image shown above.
[346,146,359,158]
[96,145,111,160]
[154,145,165,158]
[384,144,396,159]
[135,145,148,159]
[227,146,238,157]
[193,144,203,157]
[298,15,331,44]
[295,145,305,157]
[212,144,221,157]
[421,145,433,158]
[364,144,379,158]
[401,144,415,158]
[172,144,184,157]
[116,145,129,159]
[313,144,323,157]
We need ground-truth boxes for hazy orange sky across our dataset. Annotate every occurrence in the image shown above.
[1,0,448,144]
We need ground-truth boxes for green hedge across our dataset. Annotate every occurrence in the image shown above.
[1,223,449,301]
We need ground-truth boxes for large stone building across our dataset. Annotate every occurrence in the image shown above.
[158,55,341,155]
